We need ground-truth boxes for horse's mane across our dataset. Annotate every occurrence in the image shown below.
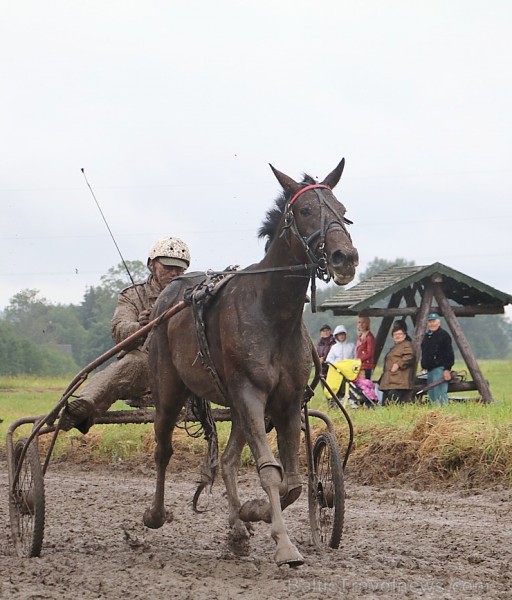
[258,174,316,245]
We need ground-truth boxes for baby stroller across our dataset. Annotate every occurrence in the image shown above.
[324,359,378,409]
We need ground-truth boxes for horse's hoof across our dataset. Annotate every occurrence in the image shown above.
[280,485,302,509]
[227,524,251,557]
[239,499,271,524]
[275,546,304,568]
[229,519,251,541]
[143,508,166,529]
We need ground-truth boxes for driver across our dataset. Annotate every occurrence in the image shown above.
[60,237,191,433]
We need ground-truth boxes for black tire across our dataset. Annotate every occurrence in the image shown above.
[308,431,345,549]
[7,438,45,557]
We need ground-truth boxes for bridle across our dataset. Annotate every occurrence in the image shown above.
[282,183,353,284]
[202,183,354,312]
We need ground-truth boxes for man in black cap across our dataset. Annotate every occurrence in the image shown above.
[316,324,335,377]
[420,313,454,405]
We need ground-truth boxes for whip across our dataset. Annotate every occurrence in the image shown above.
[81,168,143,302]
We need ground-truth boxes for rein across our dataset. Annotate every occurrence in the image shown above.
[205,264,315,277]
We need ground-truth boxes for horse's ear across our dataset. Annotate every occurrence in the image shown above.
[269,164,300,194]
[321,158,345,189]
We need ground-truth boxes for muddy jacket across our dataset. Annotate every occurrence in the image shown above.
[420,327,454,372]
[111,275,162,346]
[379,339,415,390]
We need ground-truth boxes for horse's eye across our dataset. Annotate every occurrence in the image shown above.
[299,207,312,216]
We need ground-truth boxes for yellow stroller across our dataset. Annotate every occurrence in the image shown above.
[325,359,378,409]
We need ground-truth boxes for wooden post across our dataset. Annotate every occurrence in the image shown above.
[412,281,434,374]
[433,284,494,403]
[402,285,418,334]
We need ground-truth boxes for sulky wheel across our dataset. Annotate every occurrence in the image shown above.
[7,437,45,557]
[308,431,345,549]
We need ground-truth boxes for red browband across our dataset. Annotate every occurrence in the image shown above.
[288,184,331,206]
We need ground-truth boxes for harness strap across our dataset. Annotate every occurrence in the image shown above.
[191,289,230,402]
[288,183,331,205]
[257,456,283,476]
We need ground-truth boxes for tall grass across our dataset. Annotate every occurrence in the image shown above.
[311,360,512,487]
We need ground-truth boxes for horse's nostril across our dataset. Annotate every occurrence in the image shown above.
[331,250,346,267]
[331,249,358,268]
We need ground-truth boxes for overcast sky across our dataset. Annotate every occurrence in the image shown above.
[1,1,511,316]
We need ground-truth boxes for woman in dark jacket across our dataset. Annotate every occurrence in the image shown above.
[379,321,415,405]
[316,324,335,377]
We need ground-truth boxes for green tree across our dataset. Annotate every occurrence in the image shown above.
[4,289,88,365]
[0,261,152,375]
[78,285,118,364]
[79,285,117,329]
[3,289,50,343]
[77,260,149,363]
[100,260,148,295]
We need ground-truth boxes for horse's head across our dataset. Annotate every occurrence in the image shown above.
[262,159,359,285]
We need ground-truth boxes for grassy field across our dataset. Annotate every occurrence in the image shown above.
[1,360,511,487]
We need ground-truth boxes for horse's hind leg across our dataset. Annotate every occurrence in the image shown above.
[143,367,184,529]
[221,422,251,553]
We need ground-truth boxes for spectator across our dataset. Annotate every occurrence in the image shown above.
[326,325,355,364]
[316,324,335,377]
[355,315,376,379]
[379,320,415,405]
[420,313,455,406]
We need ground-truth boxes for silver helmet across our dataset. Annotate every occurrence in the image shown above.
[148,237,190,269]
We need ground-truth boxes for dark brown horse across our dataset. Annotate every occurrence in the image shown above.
[143,159,358,566]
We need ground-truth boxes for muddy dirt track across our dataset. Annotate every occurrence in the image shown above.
[1,458,511,600]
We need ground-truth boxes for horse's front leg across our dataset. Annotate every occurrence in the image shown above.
[271,399,304,510]
[143,399,183,529]
[234,393,304,567]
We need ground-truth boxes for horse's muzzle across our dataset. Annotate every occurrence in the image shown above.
[329,248,359,285]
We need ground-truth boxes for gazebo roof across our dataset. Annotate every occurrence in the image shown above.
[320,262,512,315]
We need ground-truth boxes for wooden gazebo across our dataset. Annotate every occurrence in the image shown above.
[319,262,512,403]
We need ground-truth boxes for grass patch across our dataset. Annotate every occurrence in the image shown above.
[305,359,512,488]
[1,360,511,488]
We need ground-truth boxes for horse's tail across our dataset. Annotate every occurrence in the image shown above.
[187,395,219,512]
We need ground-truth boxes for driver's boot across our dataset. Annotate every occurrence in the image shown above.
[59,398,95,434]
